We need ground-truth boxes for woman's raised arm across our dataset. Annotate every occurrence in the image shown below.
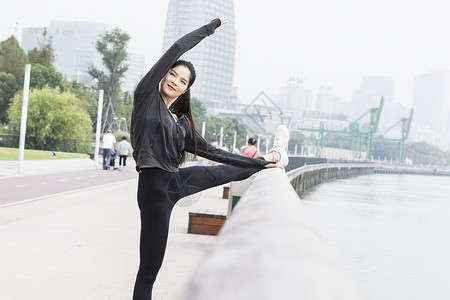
[135,18,224,95]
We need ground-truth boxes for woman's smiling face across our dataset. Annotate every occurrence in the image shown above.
[160,65,191,101]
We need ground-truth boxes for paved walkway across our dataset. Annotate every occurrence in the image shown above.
[0,159,227,299]
[0,158,98,177]
[0,162,137,207]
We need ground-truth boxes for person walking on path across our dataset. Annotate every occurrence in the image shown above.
[243,138,261,158]
[130,17,289,299]
[210,138,219,149]
[118,136,131,170]
[102,129,116,170]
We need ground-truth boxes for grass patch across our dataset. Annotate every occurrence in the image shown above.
[0,147,89,161]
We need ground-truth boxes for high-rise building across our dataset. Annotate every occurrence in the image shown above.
[163,0,236,107]
[412,69,450,136]
[21,20,145,92]
[447,109,450,133]
[277,77,314,112]
[123,53,146,92]
[315,85,338,114]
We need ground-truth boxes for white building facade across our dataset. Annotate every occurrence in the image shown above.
[411,69,450,150]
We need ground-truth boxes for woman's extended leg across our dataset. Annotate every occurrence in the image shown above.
[177,164,261,199]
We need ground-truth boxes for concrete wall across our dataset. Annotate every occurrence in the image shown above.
[284,156,327,172]
[182,168,362,300]
[288,164,374,197]
[374,165,450,176]
[182,163,447,299]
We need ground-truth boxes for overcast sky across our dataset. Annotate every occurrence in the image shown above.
[2,0,449,107]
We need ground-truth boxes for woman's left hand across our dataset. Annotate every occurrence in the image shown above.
[264,163,285,171]
[215,17,228,33]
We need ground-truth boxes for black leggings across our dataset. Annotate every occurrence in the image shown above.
[119,155,127,166]
[132,164,262,300]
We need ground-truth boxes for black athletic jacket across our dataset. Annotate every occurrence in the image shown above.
[131,19,270,173]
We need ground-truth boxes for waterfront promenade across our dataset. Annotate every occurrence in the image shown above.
[3,158,446,299]
[0,158,227,299]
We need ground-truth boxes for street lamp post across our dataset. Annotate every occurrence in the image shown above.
[18,64,31,173]
[94,90,104,167]
[219,127,224,148]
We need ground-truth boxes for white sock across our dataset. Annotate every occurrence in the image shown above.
[272,150,280,162]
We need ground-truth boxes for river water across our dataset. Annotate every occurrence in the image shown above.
[301,174,450,300]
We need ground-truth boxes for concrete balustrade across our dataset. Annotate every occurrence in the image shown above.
[182,162,448,299]
[182,168,361,300]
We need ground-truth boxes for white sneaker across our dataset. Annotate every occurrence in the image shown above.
[268,125,289,167]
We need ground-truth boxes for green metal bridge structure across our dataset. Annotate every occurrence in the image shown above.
[374,108,414,163]
[297,97,414,164]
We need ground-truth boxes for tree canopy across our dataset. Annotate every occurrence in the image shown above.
[65,81,99,126]
[404,141,450,166]
[88,27,130,132]
[287,131,307,154]
[29,64,64,90]
[191,97,207,124]
[28,29,55,67]
[7,87,92,152]
[0,72,19,123]
[372,139,399,160]
[191,97,248,150]
[0,36,28,85]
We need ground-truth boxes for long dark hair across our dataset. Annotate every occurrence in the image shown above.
[169,60,204,165]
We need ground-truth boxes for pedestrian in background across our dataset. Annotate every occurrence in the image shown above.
[118,136,131,170]
[102,129,116,170]
[243,138,261,158]
[210,138,219,149]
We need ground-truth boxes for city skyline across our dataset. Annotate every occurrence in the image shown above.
[20,21,145,93]
[1,0,450,108]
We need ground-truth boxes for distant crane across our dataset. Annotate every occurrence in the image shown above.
[374,109,414,164]
[298,97,384,160]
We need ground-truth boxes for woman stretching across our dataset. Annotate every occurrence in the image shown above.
[130,17,289,299]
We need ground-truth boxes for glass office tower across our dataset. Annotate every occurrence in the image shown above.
[413,69,450,135]
[163,0,236,107]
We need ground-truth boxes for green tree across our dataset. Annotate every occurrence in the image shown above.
[28,29,55,67]
[323,133,355,150]
[372,139,399,160]
[0,36,28,85]
[204,116,248,150]
[7,87,92,152]
[88,28,130,132]
[190,98,253,150]
[0,72,19,123]
[287,131,307,154]
[29,64,64,90]
[65,80,99,125]
[404,141,446,166]
[121,91,133,131]
[191,97,207,125]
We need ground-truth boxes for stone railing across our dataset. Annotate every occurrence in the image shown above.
[181,168,362,300]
